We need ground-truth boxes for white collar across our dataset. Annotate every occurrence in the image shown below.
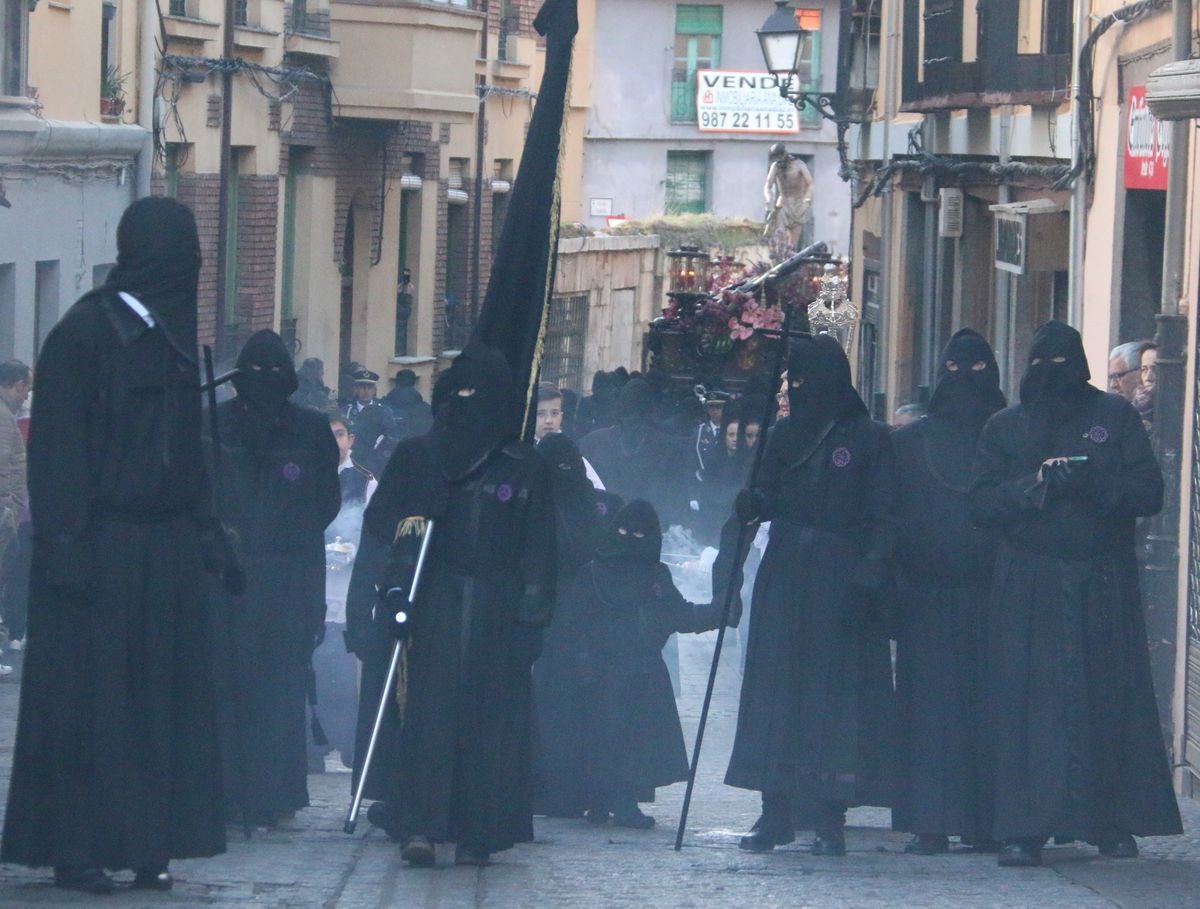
[117,291,156,328]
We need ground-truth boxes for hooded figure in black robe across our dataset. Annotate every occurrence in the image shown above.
[2,197,243,893]
[211,330,341,827]
[970,321,1181,866]
[344,342,556,866]
[579,378,682,524]
[725,334,896,856]
[531,432,619,818]
[891,328,1007,853]
[547,500,740,828]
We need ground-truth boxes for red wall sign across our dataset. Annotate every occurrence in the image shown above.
[1125,85,1170,191]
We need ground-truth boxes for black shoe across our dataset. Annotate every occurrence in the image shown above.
[964,839,1001,854]
[612,808,656,830]
[812,829,847,857]
[367,801,405,842]
[997,842,1042,867]
[54,866,115,894]
[904,834,949,855]
[132,868,174,891]
[401,835,436,868]
[584,809,610,826]
[454,844,490,866]
[1098,833,1139,859]
[739,819,795,853]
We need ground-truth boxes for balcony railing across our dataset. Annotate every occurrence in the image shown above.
[287,2,331,38]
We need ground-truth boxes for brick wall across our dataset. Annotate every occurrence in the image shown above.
[236,176,280,335]
[173,173,222,348]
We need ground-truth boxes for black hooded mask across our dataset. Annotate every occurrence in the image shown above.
[537,432,593,501]
[104,196,202,364]
[786,334,868,441]
[232,330,298,415]
[598,499,662,565]
[432,342,518,481]
[927,328,1006,428]
[1019,320,1098,458]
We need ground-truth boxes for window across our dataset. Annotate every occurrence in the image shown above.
[671,5,722,123]
[544,294,589,392]
[665,151,709,215]
[795,20,822,127]
[1017,0,1070,55]
[34,261,60,359]
[498,0,519,62]
[395,188,419,356]
[1,0,28,97]
[233,0,249,27]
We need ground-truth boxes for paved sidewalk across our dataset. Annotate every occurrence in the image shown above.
[2,635,1200,907]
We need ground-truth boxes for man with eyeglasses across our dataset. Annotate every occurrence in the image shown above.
[1108,340,1153,401]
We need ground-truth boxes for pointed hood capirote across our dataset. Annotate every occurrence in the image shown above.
[1019,320,1093,407]
[104,196,203,364]
[432,341,519,481]
[928,328,1007,427]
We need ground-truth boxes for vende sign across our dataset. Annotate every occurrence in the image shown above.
[696,70,800,135]
[1125,85,1170,191]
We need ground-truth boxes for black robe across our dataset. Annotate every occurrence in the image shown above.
[2,290,225,870]
[971,393,1182,842]
[212,398,341,824]
[579,426,683,525]
[347,435,556,853]
[725,413,896,815]
[891,414,998,839]
[574,560,728,806]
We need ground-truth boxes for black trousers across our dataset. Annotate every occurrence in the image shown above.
[1,522,31,641]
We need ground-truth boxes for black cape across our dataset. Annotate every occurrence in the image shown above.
[211,395,341,824]
[970,392,1181,841]
[2,289,225,869]
[346,434,556,853]
[724,412,896,815]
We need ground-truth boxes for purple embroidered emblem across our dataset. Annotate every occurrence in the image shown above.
[831,447,852,468]
[1087,426,1109,444]
[497,483,514,503]
[282,462,302,481]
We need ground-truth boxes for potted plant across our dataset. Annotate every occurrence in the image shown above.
[100,65,127,119]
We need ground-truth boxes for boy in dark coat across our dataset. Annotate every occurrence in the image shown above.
[540,500,739,829]
[970,321,1181,867]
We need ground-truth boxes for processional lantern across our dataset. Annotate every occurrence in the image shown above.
[806,260,860,351]
[666,246,712,294]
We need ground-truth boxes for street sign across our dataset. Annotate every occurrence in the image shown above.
[696,70,800,135]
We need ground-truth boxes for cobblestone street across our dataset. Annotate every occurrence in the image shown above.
[3,634,1200,908]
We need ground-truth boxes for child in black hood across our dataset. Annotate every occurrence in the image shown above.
[547,500,741,828]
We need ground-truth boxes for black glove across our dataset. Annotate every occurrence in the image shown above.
[1045,458,1093,498]
[377,584,412,640]
[199,525,246,595]
[511,623,544,668]
[734,489,765,525]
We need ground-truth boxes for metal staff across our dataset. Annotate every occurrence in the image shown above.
[344,519,436,835]
[673,272,808,851]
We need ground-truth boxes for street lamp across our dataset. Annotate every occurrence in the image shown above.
[756,0,843,124]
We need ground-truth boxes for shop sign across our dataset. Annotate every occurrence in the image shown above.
[1125,85,1170,191]
[696,70,800,134]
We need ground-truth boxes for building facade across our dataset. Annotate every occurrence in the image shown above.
[580,0,851,254]
[2,0,544,393]
[0,0,149,366]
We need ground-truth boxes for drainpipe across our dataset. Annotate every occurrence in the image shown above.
[1066,0,1091,327]
[994,105,1014,392]
[877,0,901,416]
[1156,0,1193,774]
[136,0,157,198]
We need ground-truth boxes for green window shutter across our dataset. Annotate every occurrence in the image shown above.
[675,5,722,35]
[800,30,822,127]
[665,151,709,215]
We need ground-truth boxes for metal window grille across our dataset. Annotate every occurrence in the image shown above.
[671,6,721,123]
[169,0,187,15]
[543,294,589,391]
[665,151,708,215]
[233,0,249,27]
